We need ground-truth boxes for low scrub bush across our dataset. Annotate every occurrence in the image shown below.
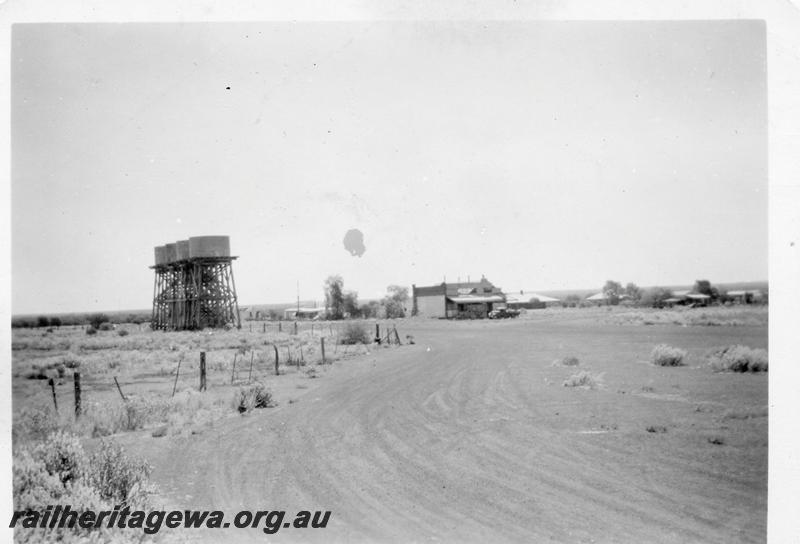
[85,327,98,335]
[233,382,275,412]
[117,328,130,337]
[563,371,600,389]
[23,360,66,380]
[14,406,61,443]
[552,356,580,367]
[708,345,768,373]
[14,431,152,542]
[723,406,769,420]
[339,323,371,345]
[62,355,81,369]
[98,322,114,331]
[87,440,152,506]
[650,344,687,367]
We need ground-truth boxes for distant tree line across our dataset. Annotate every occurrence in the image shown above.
[324,275,409,320]
[587,279,764,308]
[11,311,150,329]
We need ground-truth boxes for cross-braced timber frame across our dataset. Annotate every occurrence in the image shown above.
[151,257,240,331]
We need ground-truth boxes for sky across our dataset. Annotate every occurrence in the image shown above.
[11,20,767,314]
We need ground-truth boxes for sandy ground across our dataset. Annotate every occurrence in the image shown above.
[112,317,767,544]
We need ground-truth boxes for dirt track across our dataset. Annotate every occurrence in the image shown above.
[138,319,767,543]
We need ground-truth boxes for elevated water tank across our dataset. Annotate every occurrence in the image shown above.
[176,240,190,260]
[189,236,230,258]
[165,243,178,263]
[154,246,168,266]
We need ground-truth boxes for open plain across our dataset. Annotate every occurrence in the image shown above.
[12,307,768,543]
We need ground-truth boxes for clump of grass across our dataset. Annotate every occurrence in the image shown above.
[552,356,580,367]
[562,371,600,389]
[339,323,371,345]
[650,344,687,366]
[722,406,768,420]
[646,425,668,434]
[23,360,66,380]
[233,382,275,413]
[85,327,98,335]
[707,345,768,373]
[62,355,81,369]
[117,329,129,337]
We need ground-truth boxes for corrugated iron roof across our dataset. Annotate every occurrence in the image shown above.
[447,295,505,304]
[505,292,560,303]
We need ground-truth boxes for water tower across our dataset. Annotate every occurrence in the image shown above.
[150,236,241,330]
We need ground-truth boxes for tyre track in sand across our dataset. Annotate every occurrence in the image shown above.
[150,321,766,543]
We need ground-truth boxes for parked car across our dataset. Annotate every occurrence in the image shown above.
[488,308,520,319]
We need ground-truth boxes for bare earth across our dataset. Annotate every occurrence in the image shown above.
[116,317,767,544]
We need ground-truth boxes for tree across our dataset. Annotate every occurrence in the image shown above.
[602,280,622,305]
[563,294,582,308]
[693,279,713,296]
[324,275,345,320]
[49,316,62,328]
[359,301,382,319]
[383,285,409,318]
[624,282,642,303]
[37,315,50,328]
[343,291,360,318]
[641,287,673,308]
[87,313,110,330]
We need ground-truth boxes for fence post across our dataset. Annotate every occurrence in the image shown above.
[231,352,237,384]
[394,325,402,345]
[321,337,326,364]
[293,322,298,335]
[199,352,207,391]
[73,372,82,419]
[114,376,127,401]
[279,322,282,333]
[375,323,381,345]
[172,354,183,397]
[48,378,58,413]
[263,323,266,333]
[273,345,279,376]
[248,351,254,382]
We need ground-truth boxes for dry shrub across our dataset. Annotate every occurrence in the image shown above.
[62,354,81,369]
[14,431,152,542]
[339,323,371,345]
[723,406,769,420]
[650,344,687,366]
[233,382,275,412]
[87,439,152,506]
[563,371,600,389]
[707,345,768,373]
[13,406,61,443]
[552,356,580,367]
[646,425,668,434]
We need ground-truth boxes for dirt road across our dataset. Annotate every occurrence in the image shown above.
[139,319,767,543]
